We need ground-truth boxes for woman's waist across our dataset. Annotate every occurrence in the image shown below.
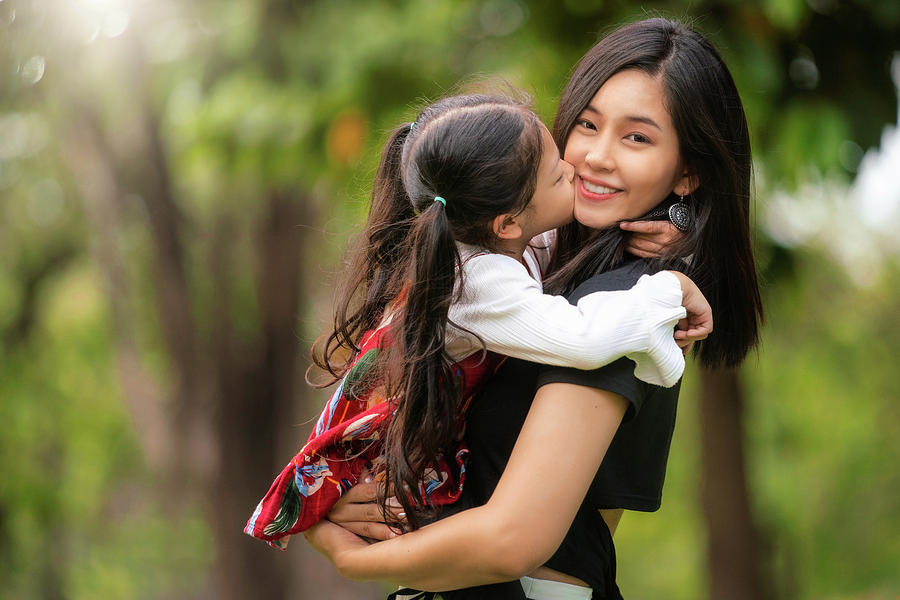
[528,565,589,588]
[527,507,625,590]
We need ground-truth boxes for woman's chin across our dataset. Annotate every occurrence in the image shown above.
[573,205,617,229]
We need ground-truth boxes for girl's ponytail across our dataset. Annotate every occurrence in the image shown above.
[310,123,416,383]
[384,198,461,528]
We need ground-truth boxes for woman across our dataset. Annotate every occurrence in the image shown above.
[307,17,763,599]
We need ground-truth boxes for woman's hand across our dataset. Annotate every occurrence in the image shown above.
[621,221,682,258]
[665,270,713,346]
[304,518,371,576]
[326,468,405,542]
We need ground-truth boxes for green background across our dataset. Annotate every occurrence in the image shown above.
[1,0,898,598]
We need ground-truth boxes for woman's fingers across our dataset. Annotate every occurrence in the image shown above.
[333,520,402,541]
[330,491,405,522]
[329,495,383,523]
[327,467,406,540]
[335,468,378,503]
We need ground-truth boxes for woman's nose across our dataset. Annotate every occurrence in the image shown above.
[585,138,614,171]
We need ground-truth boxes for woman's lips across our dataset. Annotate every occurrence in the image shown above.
[578,176,622,201]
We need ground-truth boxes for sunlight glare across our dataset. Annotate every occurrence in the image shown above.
[71,0,131,40]
[21,56,46,85]
[102,9,129,37]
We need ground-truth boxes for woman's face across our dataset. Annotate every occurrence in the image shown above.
[564,69,693,229]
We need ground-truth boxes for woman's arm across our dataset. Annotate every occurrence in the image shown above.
[305,382,629,591]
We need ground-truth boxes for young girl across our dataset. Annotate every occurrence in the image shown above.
[305,18,763,600]
[245,92,711,549]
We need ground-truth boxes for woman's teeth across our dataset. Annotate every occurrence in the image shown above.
[583,180,619,194]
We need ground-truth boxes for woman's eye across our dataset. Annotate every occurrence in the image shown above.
[625,133,651,144]
[575,118,596,131]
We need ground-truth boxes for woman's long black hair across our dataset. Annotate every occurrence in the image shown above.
[546,17,763,368]
[312,92,544,526]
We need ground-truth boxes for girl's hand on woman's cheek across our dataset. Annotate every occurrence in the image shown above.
[621,221,682,258]
[326,467,405,542]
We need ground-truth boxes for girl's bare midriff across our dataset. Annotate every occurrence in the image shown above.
[528,509,624,587]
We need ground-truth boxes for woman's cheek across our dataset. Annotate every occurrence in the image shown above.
[562,137,585,165]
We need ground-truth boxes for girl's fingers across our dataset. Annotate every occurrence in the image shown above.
[627,239,665,252]
[675,326,710,341]
[625,238,666,258]
[625,248,656,258]
[674,329,695,354]
[625,248,656,259]
[619,221,678,235]
[621,221,682,249]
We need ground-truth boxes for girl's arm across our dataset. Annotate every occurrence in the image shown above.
[305,381,629,591]
[448,252,708,387]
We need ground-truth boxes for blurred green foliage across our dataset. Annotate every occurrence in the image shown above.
[1,0,899,598]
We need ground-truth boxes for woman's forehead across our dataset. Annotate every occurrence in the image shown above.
[586,70,669,122]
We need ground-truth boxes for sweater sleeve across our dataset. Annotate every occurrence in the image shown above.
[446,253,686,387]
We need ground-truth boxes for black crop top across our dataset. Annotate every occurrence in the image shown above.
[435,258,681,599]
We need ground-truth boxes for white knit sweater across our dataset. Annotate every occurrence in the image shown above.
[444,232,687,388]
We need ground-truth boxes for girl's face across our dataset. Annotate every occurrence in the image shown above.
[564,69,694,230]
[520,124,576,238]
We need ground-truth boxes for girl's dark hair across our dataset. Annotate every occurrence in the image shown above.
[312,92,544,526]
[546,17,763,368]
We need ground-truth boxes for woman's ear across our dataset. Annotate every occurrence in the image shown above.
[674,168,699,197]
[492,213,524,240]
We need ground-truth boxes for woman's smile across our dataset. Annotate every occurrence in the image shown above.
[578,175,623,200]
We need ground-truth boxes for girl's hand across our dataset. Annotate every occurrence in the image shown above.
[665,271,713,343]
[327,468,405,541]
[621,221,682,258]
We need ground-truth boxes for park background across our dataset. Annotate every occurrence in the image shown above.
[1,0,899,598]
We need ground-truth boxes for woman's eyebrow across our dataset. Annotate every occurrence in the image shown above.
[582,105,662,130]
[625,115,662,130]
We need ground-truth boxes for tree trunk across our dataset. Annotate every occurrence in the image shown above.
[698,366,768,600]
[207,191,304,600]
